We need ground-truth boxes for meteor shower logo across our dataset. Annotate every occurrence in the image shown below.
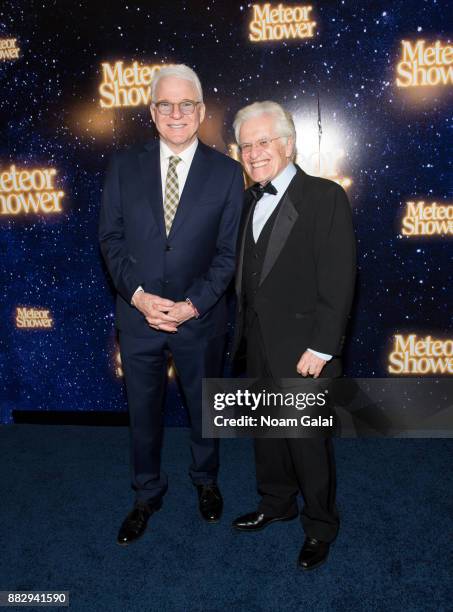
[249,3,316,42]
[99,61,163,108]
[402,201,453,236]
[0,166,64,216]
[396,40,453,87]
[388,335,453,375]
[0,38,20,60]
[15,308,54,329]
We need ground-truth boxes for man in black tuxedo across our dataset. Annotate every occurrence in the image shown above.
[99,65,243,545]
[231,101,356,570]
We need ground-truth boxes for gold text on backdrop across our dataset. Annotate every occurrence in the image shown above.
[396,40,453,87]
[99,61,163,108]
[249,3,316,42]
[0,166,64,215]
[388,335,453,374]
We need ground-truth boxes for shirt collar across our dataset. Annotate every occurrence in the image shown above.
[160,138,198,166]
[270,162,297,195]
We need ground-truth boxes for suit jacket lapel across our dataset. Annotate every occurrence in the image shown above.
[236,167,306,297]
[168,143,212,239]
[139,141,166,236]
[258,166,307,286]
[259,190,299,285]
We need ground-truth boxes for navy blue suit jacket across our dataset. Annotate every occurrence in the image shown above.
[99,139,244,342]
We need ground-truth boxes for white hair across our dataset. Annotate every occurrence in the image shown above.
[233,101,296,156]
[151,64,203,102]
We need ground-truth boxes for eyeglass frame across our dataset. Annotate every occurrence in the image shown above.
[238,136,285,156]
[152,99,203,115]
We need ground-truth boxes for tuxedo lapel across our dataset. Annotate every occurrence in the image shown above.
[259,190,299,285]
[139,141,166,236]
[258,167,307,286]
[167,143,212,239]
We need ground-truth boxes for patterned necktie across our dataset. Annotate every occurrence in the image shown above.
[164,155,182,236]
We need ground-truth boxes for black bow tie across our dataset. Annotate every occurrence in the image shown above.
[249,181,277,203]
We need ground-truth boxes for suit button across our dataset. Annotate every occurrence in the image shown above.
[165,245,172,251]
[254,254,258,259]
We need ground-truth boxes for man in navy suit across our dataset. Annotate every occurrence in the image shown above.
[99,64,243,545]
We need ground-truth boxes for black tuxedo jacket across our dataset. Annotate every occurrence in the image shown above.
[99,139,244,342]
[233,166,356,379]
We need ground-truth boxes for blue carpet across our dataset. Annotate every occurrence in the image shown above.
[0,426,451,611]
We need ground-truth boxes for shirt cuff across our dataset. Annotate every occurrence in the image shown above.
[307,348,332,361]
[131,286,144,306]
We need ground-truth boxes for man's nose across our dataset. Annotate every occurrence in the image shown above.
[249,146,262,160]
[170,104,183,119]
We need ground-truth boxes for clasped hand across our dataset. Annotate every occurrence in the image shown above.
[296,350,326,379]
[133,292,195,332]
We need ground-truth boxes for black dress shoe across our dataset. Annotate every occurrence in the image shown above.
[232,510,298,532]
[297,537,330,570]
[196,484,223,523]
[116,501,161,546]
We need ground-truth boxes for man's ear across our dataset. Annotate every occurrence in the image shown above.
[285,137,294,158]
[150,104,156,123]
[199,102,206,124]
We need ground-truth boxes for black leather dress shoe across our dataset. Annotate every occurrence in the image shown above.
[297,537,330,570]
[232,510,298,532]
[196,484,223,523]
[116,501,161,546]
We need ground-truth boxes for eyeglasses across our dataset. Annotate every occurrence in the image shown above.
[153,100,201,115]
[238,136,283,155]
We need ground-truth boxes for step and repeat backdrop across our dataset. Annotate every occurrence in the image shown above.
[0,1,451,424]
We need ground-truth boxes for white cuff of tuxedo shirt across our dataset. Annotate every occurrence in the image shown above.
[132,288,332,360]
[307,348,332,361]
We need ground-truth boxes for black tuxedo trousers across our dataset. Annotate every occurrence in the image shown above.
[246,314,340,542]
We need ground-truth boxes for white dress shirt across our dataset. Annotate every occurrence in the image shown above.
[252,162,332,363]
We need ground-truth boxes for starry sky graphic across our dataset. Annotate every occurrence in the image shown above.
[0,0,451,424]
